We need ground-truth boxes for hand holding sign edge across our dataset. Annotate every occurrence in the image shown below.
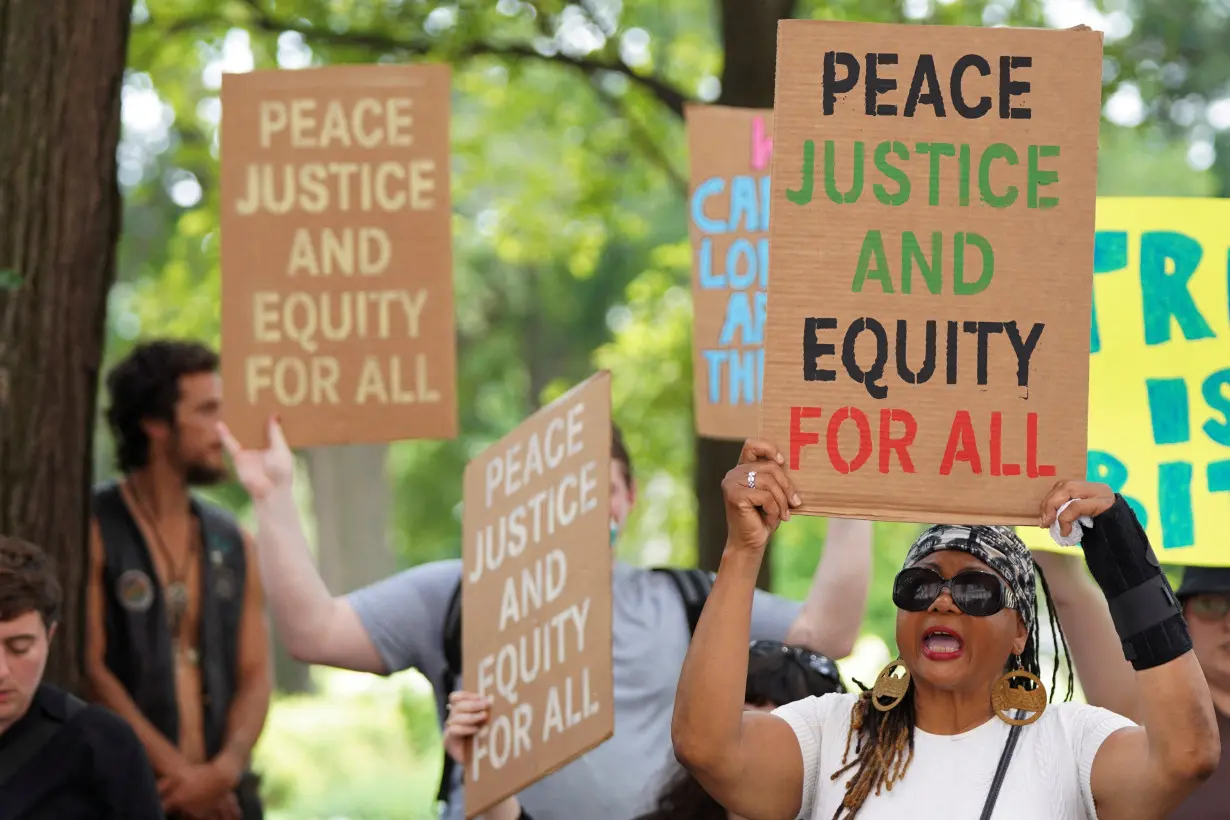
[722,439,802,553]
[218,415,295,501]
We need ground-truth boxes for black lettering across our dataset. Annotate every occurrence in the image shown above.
[895,319,937,384]
[904,54,946,117]
[963,321,1004,385]
[946,320,960,384]
[999,56,1032,119]
[823,52,860,116]
[866,53,899,115]
[804,317,838,381]
[951,55,992,118]
[1005,321,1045,386]
[842,318,888,399]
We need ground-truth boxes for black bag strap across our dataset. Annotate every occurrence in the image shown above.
[0,694,85,788]
[651,567,715,635]
[979,720,1024,820]
[437,578,464,803]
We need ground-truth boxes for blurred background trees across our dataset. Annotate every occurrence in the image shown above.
[3,0,1224,813]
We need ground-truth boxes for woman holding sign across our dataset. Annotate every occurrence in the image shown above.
[672,440,1220,820]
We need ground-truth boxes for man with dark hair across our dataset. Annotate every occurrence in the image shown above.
[221,416,872,820]
[0,534,163,818]
[84,340,272,820]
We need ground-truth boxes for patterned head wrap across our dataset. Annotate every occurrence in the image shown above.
[902,525,1036,628]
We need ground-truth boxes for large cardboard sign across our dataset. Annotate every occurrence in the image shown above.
[220,65,457,447]
[686,104,774,440]
[1026,198,1230,566]
[461,372,613,817]
[760,21,1103,525]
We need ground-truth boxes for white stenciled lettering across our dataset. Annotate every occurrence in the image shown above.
[244,355,340,407]
[232,160,437,215]
[470,702,533,780]
[467,461,600,582]
[286,227,392,277]
[497,549,567,631]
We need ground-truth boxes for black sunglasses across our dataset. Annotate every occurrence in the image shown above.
[892,566,1017,618]
[749,640,846,693]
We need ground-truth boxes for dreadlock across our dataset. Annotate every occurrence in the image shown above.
[828,559,1076,819]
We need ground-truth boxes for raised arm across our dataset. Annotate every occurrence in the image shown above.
[1032,550,1141,721]
[1040,484,1220,818]
[784,517,872,660]
[672,439,808,820]
[219,418,387,673]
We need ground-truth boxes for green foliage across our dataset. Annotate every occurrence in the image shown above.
[111,0,1227,807]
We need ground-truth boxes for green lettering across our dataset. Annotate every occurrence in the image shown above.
[978,143,1019,208]
[902,231,942,295]
[786,140,814,205]
[873,141,911,206]
[915,142,956,205]
[1028,145,1060,209]
[954,232,995,295]
[825,140,864,204]
[852,230,893,293]
[958,144,971,207]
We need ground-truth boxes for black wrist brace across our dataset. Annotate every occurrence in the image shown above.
[1080,494,1191,671]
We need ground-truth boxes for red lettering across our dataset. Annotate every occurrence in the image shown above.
[1026,412,1055,478]
[879,409,917,473]
[940,410,983,475]
[790,406,823,470]
[990,412,1021,476]
[826,406,873,474]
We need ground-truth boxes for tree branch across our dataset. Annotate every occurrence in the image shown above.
[179,0,693,118]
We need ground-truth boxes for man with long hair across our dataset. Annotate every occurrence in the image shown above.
[84,340,271,820]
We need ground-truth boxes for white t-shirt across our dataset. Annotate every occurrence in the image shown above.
[773,692,1136,820]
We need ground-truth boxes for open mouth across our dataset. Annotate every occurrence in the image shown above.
[921,626,964,660]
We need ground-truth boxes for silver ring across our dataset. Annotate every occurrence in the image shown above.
[747,471,756,489]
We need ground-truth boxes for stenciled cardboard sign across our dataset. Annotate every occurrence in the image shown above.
[761,20,1103,525]
[220,64,457,447]
[1025,197,1230,566]
[686,103,774,440]
[461,371,613,817]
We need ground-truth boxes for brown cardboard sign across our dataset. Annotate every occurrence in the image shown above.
[686,104,774,440]
[220,65,457,448]
[461,371,613,817]
[760,21,1102,525]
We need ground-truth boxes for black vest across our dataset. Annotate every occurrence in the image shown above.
[92,481,245,759]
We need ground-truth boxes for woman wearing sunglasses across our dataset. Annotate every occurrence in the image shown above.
[440,640,845,820]
[672,439,1219,820]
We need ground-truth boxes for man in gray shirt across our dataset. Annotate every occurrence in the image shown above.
[220,419,872,820]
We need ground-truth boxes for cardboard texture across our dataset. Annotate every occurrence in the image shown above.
[686,103,774,440]
[761,21,1103,525]
[1024,197,1230,567]
[220,64,457,448]
[461,372,613,818]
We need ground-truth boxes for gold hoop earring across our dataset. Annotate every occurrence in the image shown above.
[992,655,1047,726]
[871,658,911,712]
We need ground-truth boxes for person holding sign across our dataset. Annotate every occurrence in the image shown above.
[220,418,873,820]
[672,440,1220,819]
[442,640,847,820]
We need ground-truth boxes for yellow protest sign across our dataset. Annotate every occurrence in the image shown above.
[1024,197,1230,567]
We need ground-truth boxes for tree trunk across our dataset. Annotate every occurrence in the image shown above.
[0,0,133,691]
[693,0,796,587]
[305,444,396,595]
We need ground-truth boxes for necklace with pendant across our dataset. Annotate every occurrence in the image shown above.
[129,482,199,665]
